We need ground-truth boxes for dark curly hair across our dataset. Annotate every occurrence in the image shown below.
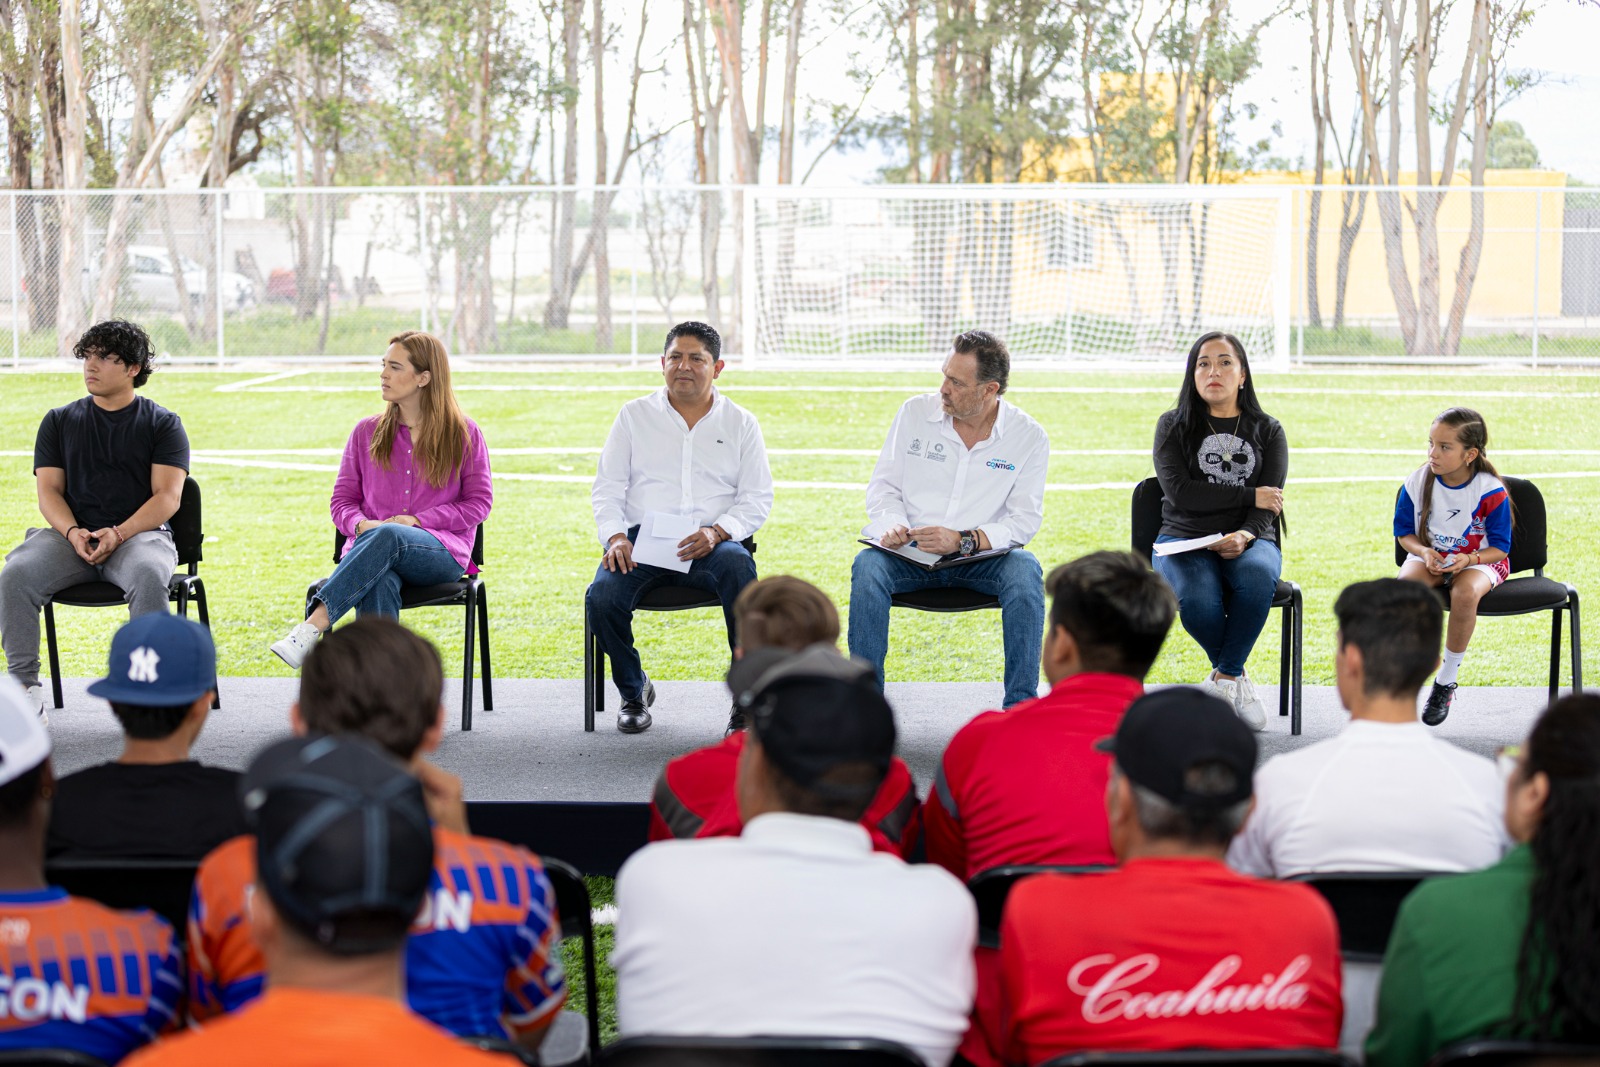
[74,319,156,387]
[1508,692,1600,1042]
[664,321,722,362]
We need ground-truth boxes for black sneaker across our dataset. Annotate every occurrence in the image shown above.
[1422,681,1457,726]
[618,679,656,734]
[724,702,747,738]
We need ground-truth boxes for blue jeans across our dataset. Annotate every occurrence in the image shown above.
[1152,535,1282,677]
[847,547,1044,708]
[585,528,758,702]
[313,523,466,624]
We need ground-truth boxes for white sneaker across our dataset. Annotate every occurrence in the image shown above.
[270,622,322,669]
[1197,672,1229,700]
[23,684,47,726]
[1233,671,1268,731]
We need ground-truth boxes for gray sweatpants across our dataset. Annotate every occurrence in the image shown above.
[0,527,178,687]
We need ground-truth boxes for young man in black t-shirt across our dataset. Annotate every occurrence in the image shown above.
[48,612,243,860]
[0,320,190,720]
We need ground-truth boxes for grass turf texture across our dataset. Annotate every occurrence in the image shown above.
[1,365,1594,691]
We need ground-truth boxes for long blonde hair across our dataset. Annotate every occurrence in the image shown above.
[371,331,470,487]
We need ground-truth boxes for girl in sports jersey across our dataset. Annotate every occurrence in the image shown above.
[1394,407,1511,726]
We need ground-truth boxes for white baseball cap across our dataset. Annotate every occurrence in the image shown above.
[0,676,50,788]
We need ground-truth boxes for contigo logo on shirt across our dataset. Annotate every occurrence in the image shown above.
[0,975,90,1023]
[985,459,1016,471]
[1067,952,1313,1024]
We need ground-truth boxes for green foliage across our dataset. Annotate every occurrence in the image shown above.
[1487,120,1540,170]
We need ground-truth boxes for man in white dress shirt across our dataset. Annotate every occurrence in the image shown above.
[1228,578,1507,878]
[612,645,977,1066]
[850,331,1049,707]
[589,322,774,734]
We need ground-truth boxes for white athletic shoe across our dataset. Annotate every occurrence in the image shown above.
[1197,672,1229,700]
[1233,671,1268,731]
[270,622,322,670]
[23,684,48,726]
[1209,674,1239,714]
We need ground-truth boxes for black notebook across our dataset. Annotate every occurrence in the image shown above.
[858,538,1013,572]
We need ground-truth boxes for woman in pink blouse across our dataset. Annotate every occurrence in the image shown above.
[270,331,492,668]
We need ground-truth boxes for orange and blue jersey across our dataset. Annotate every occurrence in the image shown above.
[1395,467,1512,578]
[1,887,182,1064]
[189,828,565,1039]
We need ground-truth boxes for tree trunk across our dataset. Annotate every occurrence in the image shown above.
[54,0,87,357]
[1332,188,1367,328]
[545,0,582,330]
[1442,0,1492,357]
[903,0,922,182]
[592,0,611,352]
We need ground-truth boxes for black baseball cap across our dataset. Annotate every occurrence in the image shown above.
[1095,687,1257,808]
[240,734,434,956]
[730,644,896,799]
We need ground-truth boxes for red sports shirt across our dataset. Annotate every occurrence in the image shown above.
[648,732,921,858]
[1000,859,1342,1063]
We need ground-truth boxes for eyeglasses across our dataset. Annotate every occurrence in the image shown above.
[1496,743,1525,780]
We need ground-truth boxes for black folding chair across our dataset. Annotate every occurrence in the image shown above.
[43,474,216,710]
[0,1052,112,1067]
[1131,476,1304,734]
[1041,1052,1354,1066]
[599,1035,925,1067]
[1393,475,1581,700]
[461,1037,541,1066]
[1426,1039,1600,1066]
[1292,871,1456,964]
[543,857,602,1058]
[306,524,491,730]
[967,864,1112,950]
[44,857,199,935]
[582,538,755,732]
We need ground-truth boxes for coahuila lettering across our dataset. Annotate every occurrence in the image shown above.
[1067,953,1313,1024]
[0,975,90,1023]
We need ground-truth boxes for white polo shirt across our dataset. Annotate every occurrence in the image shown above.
[612,813,977,1067]
[591,387,774,547]
[862,393,1049,549]
[1227,719,1509,878]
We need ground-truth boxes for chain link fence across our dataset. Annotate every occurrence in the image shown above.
[0,184,1595,366]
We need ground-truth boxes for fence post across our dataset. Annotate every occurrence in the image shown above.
[1274,188,1292,370]
[1064,190,1075,361]
[417,191,429,334]
[742,187,758,366]
[630,187,639,366]
[1531,189,1542,369]
[10,192,20,369]
[215,191,226,367]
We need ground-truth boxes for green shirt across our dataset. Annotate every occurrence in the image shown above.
[1365,844,1533,1067]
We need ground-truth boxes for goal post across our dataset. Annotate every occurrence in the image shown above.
[746,184,1294,370]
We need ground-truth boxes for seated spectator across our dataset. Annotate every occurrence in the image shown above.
[0,678,182,1062]
[1000,688,1342,1063]
[927,552,1176,1067]
[1366,693,1600,1066]
[127,734,507,1067]
[649,575,919,856]
[924,550,1177,880]
[613,646,976,1066]
[191,618,565,1053]
[48,613,244,860]
[1228,578,1505,878]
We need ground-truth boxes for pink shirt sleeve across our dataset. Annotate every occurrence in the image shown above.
[330,421,374,537]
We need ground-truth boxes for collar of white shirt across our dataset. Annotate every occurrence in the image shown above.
[924,395,1011,442]
[741,812,874,857]
[1341,718,1432,740]
[652,384,724,428]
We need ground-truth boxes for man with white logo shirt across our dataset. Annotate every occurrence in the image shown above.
[1227,579,1507,879]
[849,331,1048,707]
[999,688,1341,1062]
[589,322,774,734]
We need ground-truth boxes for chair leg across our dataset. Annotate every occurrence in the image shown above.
[1550,608,1564,705]
[582,928,601,1057]
[1570,589,1583,693]
[43,603,63,710]
[582,596,596,733]
[1278,600,1291,719]
[461,585,477,732]
[477,585,493,712]
[1291,586,1304,736]
[193,580,220,710]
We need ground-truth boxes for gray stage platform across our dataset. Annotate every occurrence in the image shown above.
[40,677,1555,802]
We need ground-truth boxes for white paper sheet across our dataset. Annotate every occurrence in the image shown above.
[1152,533,1225,557]
[865,537,947,567]
[631,511,698,573]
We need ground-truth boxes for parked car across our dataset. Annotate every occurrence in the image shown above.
[86,245,256,312]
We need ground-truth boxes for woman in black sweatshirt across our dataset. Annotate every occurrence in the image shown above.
[1150,331,1286,731]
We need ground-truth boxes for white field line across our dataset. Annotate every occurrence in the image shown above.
[214,369,311,392]
[8,446,1600,459]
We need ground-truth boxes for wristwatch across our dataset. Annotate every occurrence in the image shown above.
[959,530,977,557]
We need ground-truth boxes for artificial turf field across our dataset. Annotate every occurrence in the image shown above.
[0,363,1594,691]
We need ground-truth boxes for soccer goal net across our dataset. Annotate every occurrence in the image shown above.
[746,186,1292,368]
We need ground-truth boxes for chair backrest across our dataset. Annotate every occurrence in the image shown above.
[332,523,485,570]
[171,475,204,568]
[1130,476,1164,559]
[1392,475,1545,576]
[0,1051,112,1067]
[1425,1038,1600,1066]
[968,864,1113,950]
[599,1035,925,1067]
[542,857,601,1056]
[1292,872,1455,963]
[44,858,200,935]
[1040,1051,1354,1066]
